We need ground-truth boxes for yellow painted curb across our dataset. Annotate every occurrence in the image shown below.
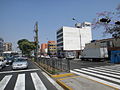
[56,79,73,90]
[51,73,75,78]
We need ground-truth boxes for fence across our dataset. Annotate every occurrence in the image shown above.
[38,58,70,74]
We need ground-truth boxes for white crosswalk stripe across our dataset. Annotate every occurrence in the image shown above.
[14,74,25,90]
[70,70,120,89]
[71,65,120,89]
[0,72,48,90]
[81,68,120,78]
[87,67,120,75]
[31,72,47,90]
[95,66,120,73]
[0,75,12,90]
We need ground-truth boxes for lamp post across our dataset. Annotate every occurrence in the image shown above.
[34,21,39,62]
[72,18,82,55]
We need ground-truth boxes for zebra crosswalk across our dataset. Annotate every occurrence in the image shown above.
[0,72,48,90]
[31,73,47,90]
[70,64,120,89]
[0,75,12,90]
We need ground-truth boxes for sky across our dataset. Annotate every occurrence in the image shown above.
[0,0,120,50]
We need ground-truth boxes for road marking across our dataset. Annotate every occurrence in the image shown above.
[81,68,120,78]
[0,75,12,90]
[41,72,64,90]
[70,70,120,89]
[31,72,47,90]
[74,69,120,83]
[87,67,120,75]
[14,74,25,90]
[0,69,40,74]
[94,67,120,73]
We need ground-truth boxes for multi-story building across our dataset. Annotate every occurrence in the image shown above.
[0,38,4,56]
[4,42,12,51]
[40,43,48,56]
[56,22,92,58]
[47,41,57,57]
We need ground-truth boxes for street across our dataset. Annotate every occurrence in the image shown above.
[0,60,59,90]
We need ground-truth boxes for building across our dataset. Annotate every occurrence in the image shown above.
[56,22,92,58]
[47,41,57,57]
[4,42,12,51]
[0,38,4,56]
[85,38,120,50]
[40,43,48,56]
[85,38,120,59]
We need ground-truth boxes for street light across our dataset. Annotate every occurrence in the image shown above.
[72,18,82,55]
[34,21,39,62]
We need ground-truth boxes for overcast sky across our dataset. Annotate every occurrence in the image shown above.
[0,0,120,50]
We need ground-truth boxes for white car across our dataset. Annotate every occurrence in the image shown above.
[12,58,28,70]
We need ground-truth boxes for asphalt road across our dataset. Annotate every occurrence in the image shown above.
[0,60,58,90]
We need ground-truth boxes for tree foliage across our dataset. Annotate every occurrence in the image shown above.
[93,4,120,38]
[17,39,35,56]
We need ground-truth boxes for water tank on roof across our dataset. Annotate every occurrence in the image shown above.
[75,23,81,28]
[82,22,91,27]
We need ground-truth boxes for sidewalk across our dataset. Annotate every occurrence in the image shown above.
[51,73,116,90]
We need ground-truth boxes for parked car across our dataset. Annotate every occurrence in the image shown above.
[12,58,28,70]
[45,55,50,59]
[0,57,7,69]
[6,57,14,65]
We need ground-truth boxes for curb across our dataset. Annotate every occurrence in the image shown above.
[51,73,75,78]
[56,79,72,90]
[34,61,52,76]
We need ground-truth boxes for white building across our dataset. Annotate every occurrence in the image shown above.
[56,22,92,58]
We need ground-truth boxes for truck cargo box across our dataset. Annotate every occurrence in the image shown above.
[81,48,108,61]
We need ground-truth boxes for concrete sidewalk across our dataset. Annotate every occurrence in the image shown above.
[51,73,116,90]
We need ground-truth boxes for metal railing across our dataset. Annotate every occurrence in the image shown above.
[38,58,70,74]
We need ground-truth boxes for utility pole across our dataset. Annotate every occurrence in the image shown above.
[34,21,39,62]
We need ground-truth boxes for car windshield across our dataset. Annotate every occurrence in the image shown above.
[15,59,26,62]
[6,57,13,60]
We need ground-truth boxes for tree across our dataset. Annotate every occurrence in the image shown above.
[93,4,120,38]
[17,39,35,57]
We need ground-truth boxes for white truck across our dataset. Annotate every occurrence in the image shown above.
[80,47,108,61]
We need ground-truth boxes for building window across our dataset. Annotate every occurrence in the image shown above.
[57,29,63,35]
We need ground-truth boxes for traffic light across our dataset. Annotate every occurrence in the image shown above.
[99,18,111,23]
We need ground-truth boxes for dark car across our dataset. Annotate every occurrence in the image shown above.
[6,57,14,65]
